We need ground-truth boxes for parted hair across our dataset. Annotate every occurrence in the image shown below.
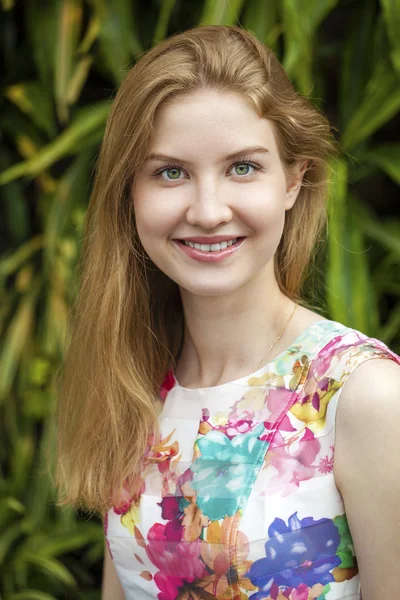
[51,24,337,516]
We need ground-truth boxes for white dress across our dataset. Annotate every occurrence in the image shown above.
[104,319,400,599]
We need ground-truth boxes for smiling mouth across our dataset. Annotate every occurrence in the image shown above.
[177,237,244,252]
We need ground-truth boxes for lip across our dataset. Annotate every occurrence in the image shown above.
[176,235,244,244]
[173,237,245,263]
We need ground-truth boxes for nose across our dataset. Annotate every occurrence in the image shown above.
[185,180,233,229]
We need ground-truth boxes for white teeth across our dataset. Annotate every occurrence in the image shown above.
[183,238,238,251]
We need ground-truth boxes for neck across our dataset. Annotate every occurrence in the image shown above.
[174,269,296,388]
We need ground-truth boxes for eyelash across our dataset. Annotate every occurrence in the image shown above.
[151,157,263,181]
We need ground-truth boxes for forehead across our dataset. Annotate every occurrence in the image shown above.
[146,90,279,159]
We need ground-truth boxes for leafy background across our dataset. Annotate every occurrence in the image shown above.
[0,0,399,597]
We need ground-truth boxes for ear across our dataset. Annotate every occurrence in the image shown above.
[284,160,308,210]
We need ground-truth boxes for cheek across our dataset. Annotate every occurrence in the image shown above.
[236,184,287,230]
[134,187,178,242]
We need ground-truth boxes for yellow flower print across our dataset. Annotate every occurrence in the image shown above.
[213,411,229,426]
[290,376,341,432]
[196,514,257,599]
[121,499,141,535]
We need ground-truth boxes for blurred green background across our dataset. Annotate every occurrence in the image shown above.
[1,0,399,597]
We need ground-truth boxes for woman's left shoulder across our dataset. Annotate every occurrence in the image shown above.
[333,339,400,597]
[334,322,400,419]
[339,354,400,414]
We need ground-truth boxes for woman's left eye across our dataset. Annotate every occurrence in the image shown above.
[152,160,262,181]
[231,161,261,176]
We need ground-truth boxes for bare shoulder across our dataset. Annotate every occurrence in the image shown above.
[334,357,400,488]
[336,357,400,429]
[333,357,400,598]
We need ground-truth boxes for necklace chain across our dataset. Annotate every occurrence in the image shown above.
[253,302,298,373]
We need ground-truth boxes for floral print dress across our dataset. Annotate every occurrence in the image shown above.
[104,319,400,600]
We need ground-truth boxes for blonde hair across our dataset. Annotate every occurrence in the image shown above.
[51,25,338,516]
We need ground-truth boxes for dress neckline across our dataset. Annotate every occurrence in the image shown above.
[172,318,330,393]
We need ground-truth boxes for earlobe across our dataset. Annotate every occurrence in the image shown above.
[284,190,299,211]
[285,160,308,209]
[285,179,302,210]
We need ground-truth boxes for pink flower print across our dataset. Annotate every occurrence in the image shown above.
[227,419,254,436]
[225,388,270,436]
[112,480,136,514]
[153,572,182,600]
[226,387,295,439]
[264,387,297,426]
[311,335,347,377]
[318,445,334,474]
[145,522,208,600]
[264,428,321,496]
[291,583,310,600]
[311,330,373,379]
[160,369,176,401]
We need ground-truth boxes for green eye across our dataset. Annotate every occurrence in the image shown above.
[235,164,251,176]
[166,168,181,180]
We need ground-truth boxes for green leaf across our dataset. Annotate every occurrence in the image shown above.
[20,527,102,558]
[27,419,57,527]
[54,0,84,123]
[199,0,246,25]
[152,0,177,45]
[346,196,380,335]
[326,159,351,324]
[339,0,375,129]
[0,277,41,404]
[380,301,400,345]
[88,0,141,83]
[24,0,60,88]
[242,0,280,51]
[5,82,57,138]
[0,497,26,534]
[0,237,44,279]
[0,522,26,564]
[77,14,101,54]
[326,161,379,333]
[0,149,31,244]
[282,0,339,94]
[44,150,95,268]
[354,198,400,255]
[65,55,94,105]
[0,101,110,185]
[10,434,35,498]
[380,0,400,73]
[9,591,57,600]
[15,553,77,586]
[341,60,400,150]
[357,144,400,184]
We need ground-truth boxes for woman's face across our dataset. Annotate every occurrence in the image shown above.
[133,90,303,297]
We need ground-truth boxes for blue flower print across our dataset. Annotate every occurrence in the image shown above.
[246,512,341,598]
[190,424,267,521]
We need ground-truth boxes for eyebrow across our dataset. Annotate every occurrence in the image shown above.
[144,145,270,164]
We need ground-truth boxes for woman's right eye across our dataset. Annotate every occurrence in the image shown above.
[151,164,184,181]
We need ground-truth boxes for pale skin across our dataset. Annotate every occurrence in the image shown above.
[102,89,400,597]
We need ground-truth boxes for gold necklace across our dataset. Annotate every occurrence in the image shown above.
[253,302,298,372]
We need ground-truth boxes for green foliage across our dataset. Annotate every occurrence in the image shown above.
[0,0,399,597]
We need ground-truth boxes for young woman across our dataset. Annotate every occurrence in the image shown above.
[54,25,400,600]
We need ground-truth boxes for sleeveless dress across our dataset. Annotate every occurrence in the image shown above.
[103,319,400,600]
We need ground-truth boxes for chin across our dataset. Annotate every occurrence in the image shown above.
[177,277,247,298]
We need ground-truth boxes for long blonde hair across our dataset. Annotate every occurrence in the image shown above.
[51,25,337,516]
